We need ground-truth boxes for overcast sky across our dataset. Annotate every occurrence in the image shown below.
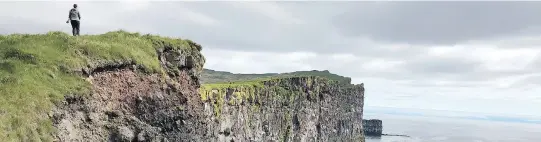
[1,1,540,118]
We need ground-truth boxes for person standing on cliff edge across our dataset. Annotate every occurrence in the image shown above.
[66,4,81,36]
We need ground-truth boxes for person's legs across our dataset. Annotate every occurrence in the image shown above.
[70,20,80,36]
[75,21,80,36]
[70,21,77,36]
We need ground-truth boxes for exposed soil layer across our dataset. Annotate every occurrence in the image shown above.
[52,68,208,142]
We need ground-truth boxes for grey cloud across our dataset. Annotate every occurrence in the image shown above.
[333,1,541,45]
[504,74,541,89]
[525,53,541,71]
[0,17,50,34]
[400,56,484,76]
[397,81,492,89]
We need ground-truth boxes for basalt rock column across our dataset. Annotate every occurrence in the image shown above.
[362,119,382,136]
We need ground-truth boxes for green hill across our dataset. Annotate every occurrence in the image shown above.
[201,69,353,85]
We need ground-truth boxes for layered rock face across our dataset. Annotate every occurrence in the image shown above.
[200,77,365,142]
[362,119,382,136]
[49,35,365,142]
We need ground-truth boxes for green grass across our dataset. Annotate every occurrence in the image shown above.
[0,30,201,141]
[200,78,269,117]
[200,76,338,118]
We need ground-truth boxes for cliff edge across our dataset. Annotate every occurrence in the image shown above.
[0,31,364,142]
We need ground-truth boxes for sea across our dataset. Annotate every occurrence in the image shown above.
[363,107,541,142]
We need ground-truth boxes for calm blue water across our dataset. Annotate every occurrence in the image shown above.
[364,107,541,142]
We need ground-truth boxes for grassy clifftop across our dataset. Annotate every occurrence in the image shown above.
[0,31,204,141]
[201,69,353,85]
[199,67,358,116]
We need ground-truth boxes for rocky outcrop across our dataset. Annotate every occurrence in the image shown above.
[51,36,208,142]
[362,119,382,136]
[48,32,365,142]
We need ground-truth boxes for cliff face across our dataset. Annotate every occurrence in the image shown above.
[200,77,365,142]
[0,31,365,142]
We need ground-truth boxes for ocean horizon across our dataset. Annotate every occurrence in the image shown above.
[364,106,541,142]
